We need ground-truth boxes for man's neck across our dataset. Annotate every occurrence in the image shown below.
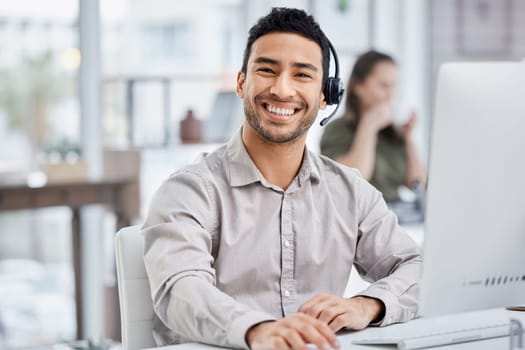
[242,125,306,191]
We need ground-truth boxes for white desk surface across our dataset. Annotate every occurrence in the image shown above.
[147,308,525,350]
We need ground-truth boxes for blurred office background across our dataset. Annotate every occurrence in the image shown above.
[0,0,524,348]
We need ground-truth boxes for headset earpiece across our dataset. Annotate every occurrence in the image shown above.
[320,39,344,126]
[324,76,344,106]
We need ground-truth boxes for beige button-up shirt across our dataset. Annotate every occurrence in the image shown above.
[143,130,421,349]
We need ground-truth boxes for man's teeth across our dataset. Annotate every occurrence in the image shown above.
[266,104,295,116]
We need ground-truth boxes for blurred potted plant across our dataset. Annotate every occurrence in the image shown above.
[0,50,75,170]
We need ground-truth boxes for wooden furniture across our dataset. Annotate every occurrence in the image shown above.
[0,157,140,340]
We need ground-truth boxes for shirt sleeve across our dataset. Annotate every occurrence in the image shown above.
[142,171,275,348]
[351,176,422,326]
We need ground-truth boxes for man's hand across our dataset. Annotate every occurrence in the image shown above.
[246,313,340,350]
[298,294,385,332]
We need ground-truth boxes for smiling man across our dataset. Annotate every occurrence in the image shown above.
[142,7,421,350]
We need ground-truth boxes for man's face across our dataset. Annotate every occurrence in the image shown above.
[236,32,327,144]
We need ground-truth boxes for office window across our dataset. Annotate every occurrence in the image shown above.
[0,1,79,348]
[0,19,7,63]
[140,22,191,63]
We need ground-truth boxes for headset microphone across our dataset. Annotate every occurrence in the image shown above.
[320,39,344,126]
[319,98,342,126]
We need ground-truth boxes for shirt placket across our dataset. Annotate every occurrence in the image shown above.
[280,191,296,315]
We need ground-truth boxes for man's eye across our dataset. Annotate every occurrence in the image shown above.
[257,68,275,74]
[296,72,312,79]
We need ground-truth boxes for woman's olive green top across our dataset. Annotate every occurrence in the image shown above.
[320,116,407,202]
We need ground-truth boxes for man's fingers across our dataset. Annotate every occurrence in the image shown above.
[297,323,335,350]
[302,303,325,319]
[313,320,340,349]
[304,301,346,324]
[297,294,383,341]
[288,314,339,350]
[249,313,341,350]
[270,337,291,350]
[278,330,304,350]
[328,313,352,332]
[298,294,330,314]
[299,294,337,318]
[328,312,369,333]
[318,305,346,324]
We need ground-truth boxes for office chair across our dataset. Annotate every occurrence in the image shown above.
[115,225,156,350]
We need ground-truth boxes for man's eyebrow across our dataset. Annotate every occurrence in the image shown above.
[253,56,279,65]
[253,56,319,72]
[293,62,318,72]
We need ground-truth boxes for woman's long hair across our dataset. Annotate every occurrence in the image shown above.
[345,50,402,143]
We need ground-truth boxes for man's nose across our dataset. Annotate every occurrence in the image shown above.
[270,74,296,98]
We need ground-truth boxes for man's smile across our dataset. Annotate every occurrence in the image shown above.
[264,103,296,117]
[257,98,307,122]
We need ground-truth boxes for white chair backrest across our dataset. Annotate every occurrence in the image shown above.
[115,225,156,350]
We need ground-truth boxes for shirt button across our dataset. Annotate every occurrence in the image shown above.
[283,290,291,297]
[284,240,292,248]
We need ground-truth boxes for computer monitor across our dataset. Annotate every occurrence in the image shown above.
[419,62,525,317]
[204,91,243,143]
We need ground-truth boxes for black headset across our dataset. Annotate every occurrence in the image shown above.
[320,39,345,126]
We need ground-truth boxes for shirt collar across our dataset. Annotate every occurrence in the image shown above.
[226,129,263,187]
[297,149,320,187]
[226,128,320,188]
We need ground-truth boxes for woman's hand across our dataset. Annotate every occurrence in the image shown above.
[359,104,393,134]
[399,109,417,140]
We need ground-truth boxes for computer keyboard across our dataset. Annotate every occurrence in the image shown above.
[351,317,510,350]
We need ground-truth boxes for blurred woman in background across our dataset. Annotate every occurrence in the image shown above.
[320,50,426,202]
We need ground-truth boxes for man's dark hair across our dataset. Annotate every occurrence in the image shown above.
[241,7,330,87]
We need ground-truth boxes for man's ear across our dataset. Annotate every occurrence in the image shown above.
[320,90,328,110]
[236,71,245,98]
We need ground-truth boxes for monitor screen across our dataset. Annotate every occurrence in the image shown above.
[419,62,525,317]
[204,91,243,143]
